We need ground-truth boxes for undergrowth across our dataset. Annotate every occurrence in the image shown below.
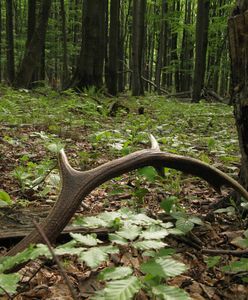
[0,85,247,299]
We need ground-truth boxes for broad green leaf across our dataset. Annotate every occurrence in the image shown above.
[204,256,221,268]
[99,245,119,254]
[129,213,160,226]
[160,197,178,213]
[55,247,86,256]
[0,273,20,295]
[214,206,235,215]
[152,285,191,300]
[133,240,167,250]
[242,277,248,283]
[222,258,248,273]
[95,276,141,300]
[70,233,103,246]
[141,257,187,278]
[79,247,108,268]
[160,222,174,229]
[98,211,122,223]
[116,225,141,241]
[241,202,248,210]
[74,216,108,228]
[99,266,133,281]
[0,190,13,206]
[109,233,128,245]
[133,188,149,200]
[156,248,176,257]
[176,218,194,234]
[188,216,203,225]
[167,228,184,235]
[140,226,169,240]
[138,166,158,182]
[0,245,46,273]
[231,237,248,249]
[46,143,64,153]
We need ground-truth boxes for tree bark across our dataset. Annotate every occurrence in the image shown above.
[27,0,36,45]
[107,0,120,95]
[132,0,146,96]
[6,0,15,84]
[155,0,166,95]
[69,0,107,90]
[171,0,180,92]
[228,2,248,190]
[14,0,52,88]
[179,0,193,92]
[0,0,2,82]
[192,0,210,103]
[60,0,69,88]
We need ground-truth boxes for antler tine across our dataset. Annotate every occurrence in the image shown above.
[149,134,165,177]
[150,134,160,151]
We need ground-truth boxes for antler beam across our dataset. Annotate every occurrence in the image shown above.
[7,136,248,256]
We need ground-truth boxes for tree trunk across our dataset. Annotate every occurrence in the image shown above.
[69,0,107,90]
[171,0,180,92]
[192,0,210,103]
[0,0,2,82]
[27,0,36,45]
[14,0,52,88]
[132,0,146,96]
[60,0,68,88]
[179,0,193,92]
[6,0,15,84]
[107,0,120,95]
[155,0,166,95]
[228,2,248,190]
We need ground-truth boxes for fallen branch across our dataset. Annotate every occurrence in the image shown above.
[202,247,248,257]
[141,76,169,95]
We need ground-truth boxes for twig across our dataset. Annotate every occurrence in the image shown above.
[32,221,78,300]
[202,248,248,257]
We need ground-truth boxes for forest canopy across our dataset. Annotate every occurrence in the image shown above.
[0,0,235,98]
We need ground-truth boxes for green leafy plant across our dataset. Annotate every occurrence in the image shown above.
[0,209,190,298]
[160,197,203,234]
[0,190,13,207]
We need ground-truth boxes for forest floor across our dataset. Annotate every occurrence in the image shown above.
[0,86,248,300]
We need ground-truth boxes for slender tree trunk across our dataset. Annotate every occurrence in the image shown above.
[14,0,52,88]
[155,0,166,95]
[180,0,193,92]
[107,0,120,95]
[27,0,36,45]
[192,0,210,103]
[6,0,15,84]
[161,2,168,88]
[69,0,107,90]
[0,0,2,82]
[228,2,248,190]
[171,0,180,92]
[132,0,146,96]
[60,0,68,88]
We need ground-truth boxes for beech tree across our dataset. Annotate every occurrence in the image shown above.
[132,0,146,96]
[228,1,248,191]
[69,0,107,90]
[6,0,15,84]
[14,0,52,88]
[192,0,210,103]
[106,0,120,96]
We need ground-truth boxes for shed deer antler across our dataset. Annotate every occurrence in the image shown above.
[7,135,248,256]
